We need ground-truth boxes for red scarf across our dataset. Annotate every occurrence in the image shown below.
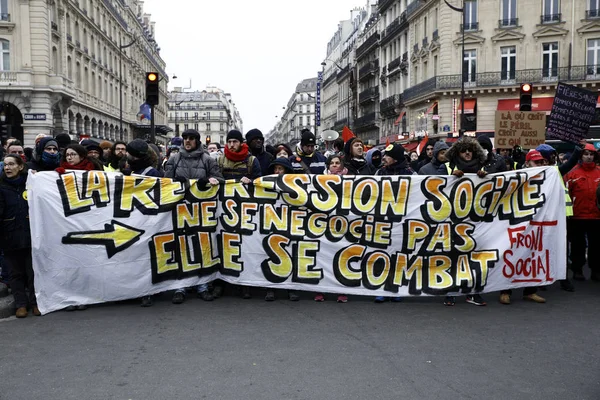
[224,143,250,162]
[60,158,97,171]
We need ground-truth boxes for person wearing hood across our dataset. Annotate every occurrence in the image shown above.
[0,155,39,318]
[365,147,382,169]
[375,143,416,177]
[99,141,113,161]
[477,135,507,173]
[27,137,62,171]
[441,137,488,306]
[344,137,376,175]
[246,128,273,176]
[415,139,436,171]
[292,129,327,174]
[564,144,600,282]
[121,139,162,177]
[164,130,222,306]
[418,141,449,175]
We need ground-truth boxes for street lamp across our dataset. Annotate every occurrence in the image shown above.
[321,60,352,131]
[119,35,137,142]
[444,0,466,135]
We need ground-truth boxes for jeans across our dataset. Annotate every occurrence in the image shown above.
[5,249,36,308]
[174,283,208,296]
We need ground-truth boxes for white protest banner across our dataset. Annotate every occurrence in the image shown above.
[28,168,567,314]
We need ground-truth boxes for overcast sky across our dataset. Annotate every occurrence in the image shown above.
[142,0,369,135]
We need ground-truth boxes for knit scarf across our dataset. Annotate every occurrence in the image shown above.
[4,175,26,187]
[452,157,481,173]
[296,143,314,158]
[60,158,96,171]
[224,143,250,162]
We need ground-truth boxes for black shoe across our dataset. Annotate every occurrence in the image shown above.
[288,291,300,301]
[560,279,575,292]
[197,290,214,301]
[573,271,585,281]
[141,296,153,307]
[76,305,88,311]
[466,294,486,306]
[65,305,77,312]
[241,287,252,299]
[443,296,455,306]
[212,285,223,299]
[172,291,185,304]
[265,290,275,301]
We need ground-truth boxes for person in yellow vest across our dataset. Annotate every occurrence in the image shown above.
[499,150,548,304]
[442,137,488,306]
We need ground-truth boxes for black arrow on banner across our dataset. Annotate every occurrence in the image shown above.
[62,220,145,258]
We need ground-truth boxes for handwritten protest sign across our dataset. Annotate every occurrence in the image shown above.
[28,170,567,314]
[546,82,597,142]
[495,111,546,149]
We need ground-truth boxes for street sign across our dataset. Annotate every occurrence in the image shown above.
[24,113,47,121]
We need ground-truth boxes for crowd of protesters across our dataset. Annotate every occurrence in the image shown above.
[1,127,598,318]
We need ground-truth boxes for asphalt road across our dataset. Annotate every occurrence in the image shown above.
[1,281,599,400]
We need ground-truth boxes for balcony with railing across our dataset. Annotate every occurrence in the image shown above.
[460,22,479,31]
[359,87,379,104]
[67,33,73,42]
[433,29,439,42]
[359,60,379,81]
[388,56,402,73]
[541,13,561,24]
[0,13,10,21]
[380,94,403,115]
[354,112,377,129]
[51,21,58,31]
[422,37,428,47]
[499,18,518,28]
[402,65,600,103]
[587,9,600,19]
[333,117,348,131]
[356,31,380,59]
[378,0,395,12]
[0,71,17,83]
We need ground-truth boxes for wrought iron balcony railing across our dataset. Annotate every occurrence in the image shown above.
[460,22,479,31]
[0,13,10,21]
[540,13,561,24]
[354,112,377,129]
[359,87,379,104]
[380,94,403,115]
[356,31,380,59]
[388,56,401,72]
[499,18,518,28]
[359,60,379,80]
[587,9,600,19]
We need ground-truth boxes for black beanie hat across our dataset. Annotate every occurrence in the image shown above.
[126,139,149,158]
[181,129,200,141]
[227,129,244,143]
[300,129,316,146]
[245,128,264,143]
[384,143,405,163]
[55,133,72,149]
[477,135,493,152]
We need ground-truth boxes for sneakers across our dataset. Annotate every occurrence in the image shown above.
[499,293,511,305]
[141,296,153,307]
[65,305,77,311]
[523,293,546,303]
[443,296,455,306]
[374,296,386,303]
[76,305,88,311]
[197,290,214,301]
[560,279,575,292]
[265,290,276,302]
[15,307,27,318]
[314,293,325,302]
[172,291,185,304]
[32,306,41,316]
[288,291,300,301]
[336,295,348,303]
[466,294,486,306]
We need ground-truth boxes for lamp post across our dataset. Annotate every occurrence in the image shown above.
[321,60,351,131]
[444,0,466,135]
[119,35,137,142]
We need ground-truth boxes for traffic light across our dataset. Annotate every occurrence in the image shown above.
[205,136,211,146]
[145,72,159,106]
[519,83,533,111]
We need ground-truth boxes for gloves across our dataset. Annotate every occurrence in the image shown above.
[173,176,187,183]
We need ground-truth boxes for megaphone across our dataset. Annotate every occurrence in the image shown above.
[321,130,339,141]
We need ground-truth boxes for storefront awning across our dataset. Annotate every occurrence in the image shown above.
[497,97,555,113]
[457,99,477,114]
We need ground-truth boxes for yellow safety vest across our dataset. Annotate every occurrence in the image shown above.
[554,166,573,217]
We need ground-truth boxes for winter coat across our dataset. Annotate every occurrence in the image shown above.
[564,162,600,219]
[292,151,327,174]
[0,173,30,250]
[419,141,449,175]
[164,146,223,180]
[482,152,507,174]
[345,158,377,175]
[218,155,261,180]
[251,149,274,176]
[376,160,416,176]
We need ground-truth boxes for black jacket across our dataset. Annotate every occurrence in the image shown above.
[0,173,31,250]
[345,158,376,175]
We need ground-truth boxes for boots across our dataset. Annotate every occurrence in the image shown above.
[15,307,28,318]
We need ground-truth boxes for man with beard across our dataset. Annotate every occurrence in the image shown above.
[164,129,222,306]
[105,141,127,172]
[245,128,273,176]
[344,137,376,175]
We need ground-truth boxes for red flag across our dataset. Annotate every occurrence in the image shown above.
[385,137,390,147]
[417,134,429,155]
[342,126,355,142]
